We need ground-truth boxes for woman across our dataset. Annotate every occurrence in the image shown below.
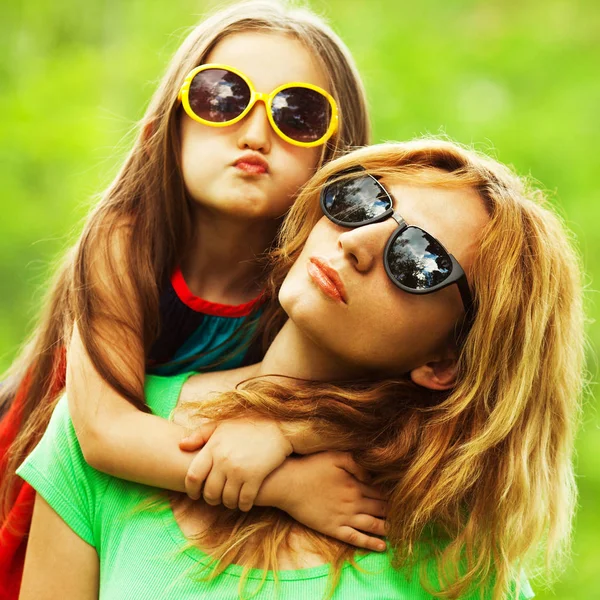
[17,139,584,599]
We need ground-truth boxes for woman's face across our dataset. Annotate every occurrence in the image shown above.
[279,176,490,377]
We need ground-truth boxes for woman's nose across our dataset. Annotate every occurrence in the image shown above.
[236,101,272,154]
[337,219,396,273]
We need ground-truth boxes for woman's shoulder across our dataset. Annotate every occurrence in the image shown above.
[144,365,257,423]
[338,550,535,600]
[16,395,112,545]
[144,372,197,418]
[178,365,258,403]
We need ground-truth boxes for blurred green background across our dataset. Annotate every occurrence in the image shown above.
[1,0,598,597]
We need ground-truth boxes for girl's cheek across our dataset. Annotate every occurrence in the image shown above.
[286,144,321,173]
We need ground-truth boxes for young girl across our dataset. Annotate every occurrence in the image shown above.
[0,1,375,595]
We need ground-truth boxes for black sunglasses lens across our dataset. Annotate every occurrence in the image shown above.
[323,176,392,224]
[271,87,332,143]
[188,68,250,122]
[387,227,453,290]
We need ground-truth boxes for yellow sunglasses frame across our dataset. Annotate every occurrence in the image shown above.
[177,63,339,148]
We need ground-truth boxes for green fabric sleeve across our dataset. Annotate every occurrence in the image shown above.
[15,373,193,546]
[16,395,110,546]
[144,372,195,418]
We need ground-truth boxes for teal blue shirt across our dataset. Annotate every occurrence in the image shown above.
[147,267,262,375]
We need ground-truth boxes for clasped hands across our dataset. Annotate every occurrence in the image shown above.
[179,418,388,552]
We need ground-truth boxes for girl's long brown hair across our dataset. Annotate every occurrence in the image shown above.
[0,0,370,520]
[176,140,585,600]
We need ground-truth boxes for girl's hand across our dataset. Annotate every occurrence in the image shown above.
[273,452,388,552]
[179,419,293,511]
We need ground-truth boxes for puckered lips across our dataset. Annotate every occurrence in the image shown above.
[233,152,269,175]
[307,256,348,304]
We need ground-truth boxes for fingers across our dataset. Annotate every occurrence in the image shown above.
[238,482,260,513]
[179,422,218,451]
[349,514,387,537]
[221,478,242,510]
[335,525,387,552]
[202,477,260,512]
[336,453,371,484]
[360,497,388,518]
[184,450,213,500]
[335,454,386,502]
[358,482,387,502]
[203,467,226,506]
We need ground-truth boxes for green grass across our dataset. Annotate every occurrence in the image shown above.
[1,1,598,597]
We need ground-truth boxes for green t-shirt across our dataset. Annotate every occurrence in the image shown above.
[17,374,535,600]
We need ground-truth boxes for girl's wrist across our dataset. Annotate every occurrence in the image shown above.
[279,421,328,455]
[254,458,297,511]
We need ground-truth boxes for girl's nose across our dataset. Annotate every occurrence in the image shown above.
[236,102,272,154]
[337,219,396,273]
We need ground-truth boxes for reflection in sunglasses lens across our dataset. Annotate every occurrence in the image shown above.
[272,87,331,142]
[324,176,391,224]
[388,228,452,289]
[189,69,251,122]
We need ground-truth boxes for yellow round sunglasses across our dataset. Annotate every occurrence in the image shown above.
[177,64,339,148]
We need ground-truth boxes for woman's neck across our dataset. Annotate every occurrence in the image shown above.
[179,318,370,412]
[257,319,370,383]
[181,206,279,305]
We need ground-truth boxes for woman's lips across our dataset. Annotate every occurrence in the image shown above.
[307,257,348,304]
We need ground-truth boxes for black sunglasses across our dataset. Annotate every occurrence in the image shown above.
[320,168,475,316]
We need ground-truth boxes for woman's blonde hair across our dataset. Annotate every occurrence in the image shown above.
[178,139,585,600]
[0,0,370,522]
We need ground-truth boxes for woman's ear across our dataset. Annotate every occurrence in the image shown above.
[410,358,458,391]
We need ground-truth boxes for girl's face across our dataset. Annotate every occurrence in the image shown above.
[179,31,328,222]
[279,177,490,377]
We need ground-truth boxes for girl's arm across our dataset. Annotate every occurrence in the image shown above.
[19,494,99,600]
[178,422,389,552]
[66,219,194,492]
[67,326,194,490]
[179,415,349,508]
